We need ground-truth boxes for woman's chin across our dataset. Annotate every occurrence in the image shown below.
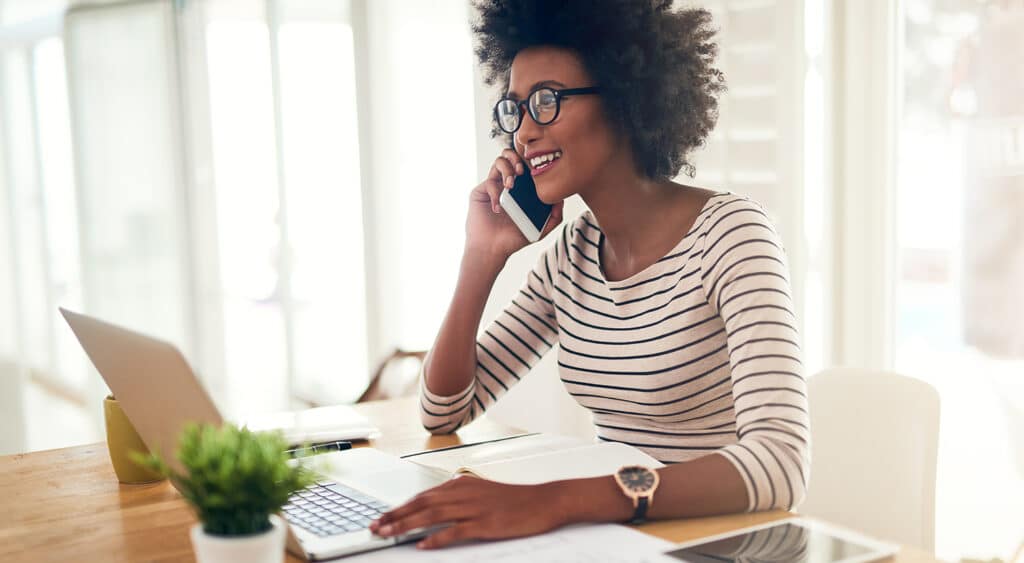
[535,180,570,205]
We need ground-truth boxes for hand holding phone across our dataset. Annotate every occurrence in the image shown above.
[465,149,562,261]
[499,167,553,243]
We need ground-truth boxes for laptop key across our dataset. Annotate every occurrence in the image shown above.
[324,484,364,497]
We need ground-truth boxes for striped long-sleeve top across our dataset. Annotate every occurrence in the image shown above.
[420,192,810,512]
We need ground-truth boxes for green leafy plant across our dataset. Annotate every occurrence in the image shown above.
[133,422,316,536]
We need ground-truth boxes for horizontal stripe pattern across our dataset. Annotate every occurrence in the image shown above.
[420,193,810,512]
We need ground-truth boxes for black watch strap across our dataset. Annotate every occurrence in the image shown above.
[631,496,649,524]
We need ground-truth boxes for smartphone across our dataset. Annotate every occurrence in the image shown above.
[499,168,553,242]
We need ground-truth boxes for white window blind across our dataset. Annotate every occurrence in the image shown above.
[692,0,804,236]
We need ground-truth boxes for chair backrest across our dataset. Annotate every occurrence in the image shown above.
[357,349,426,403]
[801,367,940,551]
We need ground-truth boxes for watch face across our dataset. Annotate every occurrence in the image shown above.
[619,467,655,493]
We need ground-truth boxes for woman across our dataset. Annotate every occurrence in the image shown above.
[370,0,809,549]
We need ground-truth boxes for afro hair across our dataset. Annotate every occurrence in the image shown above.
[472,0,726,180]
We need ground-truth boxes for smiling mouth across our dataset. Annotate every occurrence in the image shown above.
[529,150,562,171]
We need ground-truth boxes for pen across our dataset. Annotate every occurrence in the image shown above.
[399,432,539,459]
[286,440,353,458]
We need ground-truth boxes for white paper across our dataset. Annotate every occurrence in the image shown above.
[465,441,665,484]
[233,404,379,445]
[343,524,675,563]
[407,433,589,474]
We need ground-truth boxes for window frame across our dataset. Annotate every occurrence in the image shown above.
[830,0,900,370]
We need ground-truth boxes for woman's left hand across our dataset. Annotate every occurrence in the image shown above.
[369,476,566,549]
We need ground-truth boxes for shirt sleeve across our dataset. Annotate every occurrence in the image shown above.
[700,198,811,512]
[420,240,561,434]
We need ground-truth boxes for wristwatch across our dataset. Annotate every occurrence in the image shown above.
[613,465,660,523]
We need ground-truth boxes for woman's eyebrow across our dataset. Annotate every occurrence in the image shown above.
[507,80,567,100]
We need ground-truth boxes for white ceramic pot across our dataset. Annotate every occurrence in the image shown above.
[190,514,287,563]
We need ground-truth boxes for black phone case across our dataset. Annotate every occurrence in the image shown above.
[509,169,553,232]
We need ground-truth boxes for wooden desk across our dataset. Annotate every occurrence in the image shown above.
[0,397,939,562]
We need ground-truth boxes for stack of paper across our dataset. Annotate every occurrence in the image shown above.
[234,404,379,446]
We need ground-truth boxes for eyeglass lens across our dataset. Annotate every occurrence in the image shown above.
[496,88,559,133]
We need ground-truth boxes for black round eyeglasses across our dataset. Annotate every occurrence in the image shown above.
[493,86,601,134]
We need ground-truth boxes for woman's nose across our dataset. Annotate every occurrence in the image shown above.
[515,110,544,149]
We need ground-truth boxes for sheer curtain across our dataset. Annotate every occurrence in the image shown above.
[0,1,98,453]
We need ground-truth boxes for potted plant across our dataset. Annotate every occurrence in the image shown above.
[134,422,315,563]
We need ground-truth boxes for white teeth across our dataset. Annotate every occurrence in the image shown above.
[530,151,562,168]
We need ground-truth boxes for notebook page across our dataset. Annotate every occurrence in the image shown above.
[407,433,591,474]
[458,441,665,484]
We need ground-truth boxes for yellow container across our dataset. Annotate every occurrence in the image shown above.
[103,395,165,484]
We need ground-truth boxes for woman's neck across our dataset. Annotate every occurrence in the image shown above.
[580,159,678,258]
[579,153,714,282]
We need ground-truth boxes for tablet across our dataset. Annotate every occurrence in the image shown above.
[644,517,899,563]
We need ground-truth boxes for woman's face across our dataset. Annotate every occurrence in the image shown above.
[508,46,622,204]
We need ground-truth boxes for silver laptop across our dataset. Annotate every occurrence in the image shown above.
[60,307,449,560]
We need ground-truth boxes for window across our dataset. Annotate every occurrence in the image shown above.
[893,1,1024,559]
[2,0,482,453]
[201,0,371,413]
[0,3,99,452]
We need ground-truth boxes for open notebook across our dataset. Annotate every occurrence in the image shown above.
[404,433,664,484]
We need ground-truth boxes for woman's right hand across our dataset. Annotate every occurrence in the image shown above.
[465,148,564,262]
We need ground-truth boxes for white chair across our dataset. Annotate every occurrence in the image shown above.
[800,367,940,552]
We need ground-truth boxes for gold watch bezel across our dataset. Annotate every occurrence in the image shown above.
[613,465,660,508]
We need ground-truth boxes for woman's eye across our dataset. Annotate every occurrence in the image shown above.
[532,91,555,106]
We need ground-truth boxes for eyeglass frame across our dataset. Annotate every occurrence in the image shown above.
[493,86,601,134]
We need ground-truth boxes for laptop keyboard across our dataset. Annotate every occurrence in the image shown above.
[283,481,391,538]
